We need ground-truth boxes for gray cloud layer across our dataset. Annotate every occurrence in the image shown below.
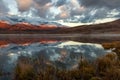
[80,0,120,9]
[0,0,120,22]
[0,0,9,15]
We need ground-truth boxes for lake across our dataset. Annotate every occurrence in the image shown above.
[0,34,118,80]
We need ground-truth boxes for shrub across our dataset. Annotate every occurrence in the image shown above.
[14,57,36,80]
[14,51,120,80]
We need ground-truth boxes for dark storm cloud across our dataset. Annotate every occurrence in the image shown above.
[33,1,52,18]
[59,0,120,23]
[1,0,120,22]
[16,0,69,18]
[16,0,52,17]
[80,0,120,9]
[16,0,79,18]
[0,0,9,15]
[80,8,110,23]
[34,0,51,6]
[16,0,51,12]
[55,0,67,7]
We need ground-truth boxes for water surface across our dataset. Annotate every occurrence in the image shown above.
[0,34,114,80]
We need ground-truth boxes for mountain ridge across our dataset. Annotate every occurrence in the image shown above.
[0,20,66,32]
[0,18,120,34]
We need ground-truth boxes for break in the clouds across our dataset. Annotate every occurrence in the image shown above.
[0,0,120,22]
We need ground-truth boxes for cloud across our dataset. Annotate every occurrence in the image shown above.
[34,0,50,6]
[57,5,70,19]
[33,2,52,18]
[0,0,9,15]
[53,0,67,7]
[76,0,120,22]
[16,0,33,12]
[0,0,120,22]
[14,0,120,21]
[15,0,52,18]
[80,0,120,9]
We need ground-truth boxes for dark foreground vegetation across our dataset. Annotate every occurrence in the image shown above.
[13,41,120,80]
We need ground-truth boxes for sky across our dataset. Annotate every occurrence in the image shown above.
[0,0,120,23]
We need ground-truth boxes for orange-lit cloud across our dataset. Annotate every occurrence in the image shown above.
[60,12,69,18]
[16,0,33,11]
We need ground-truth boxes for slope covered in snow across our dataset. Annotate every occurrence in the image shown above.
[0,15,62,26]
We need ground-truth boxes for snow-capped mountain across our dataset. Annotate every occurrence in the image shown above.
[0,15,62,26]
[0,16,68,32]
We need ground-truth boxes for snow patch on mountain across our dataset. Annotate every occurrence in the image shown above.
[0,15,63,26]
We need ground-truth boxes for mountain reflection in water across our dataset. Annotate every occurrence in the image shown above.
[0,37,108,80]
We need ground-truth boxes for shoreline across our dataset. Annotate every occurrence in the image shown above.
[0,34,120,44]
[0,33,120,37]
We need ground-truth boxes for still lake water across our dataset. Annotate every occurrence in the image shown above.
[0,34,118,80]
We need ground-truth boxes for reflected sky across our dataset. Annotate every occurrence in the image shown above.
[0,40,107,73]
[0,36,113,80]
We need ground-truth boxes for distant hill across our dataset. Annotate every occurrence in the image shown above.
[0,18,120,34]
[56,19,120,34]
[0,20,66,34]
[0,15,67,34]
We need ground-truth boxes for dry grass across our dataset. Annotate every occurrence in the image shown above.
[14,52,120,80]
